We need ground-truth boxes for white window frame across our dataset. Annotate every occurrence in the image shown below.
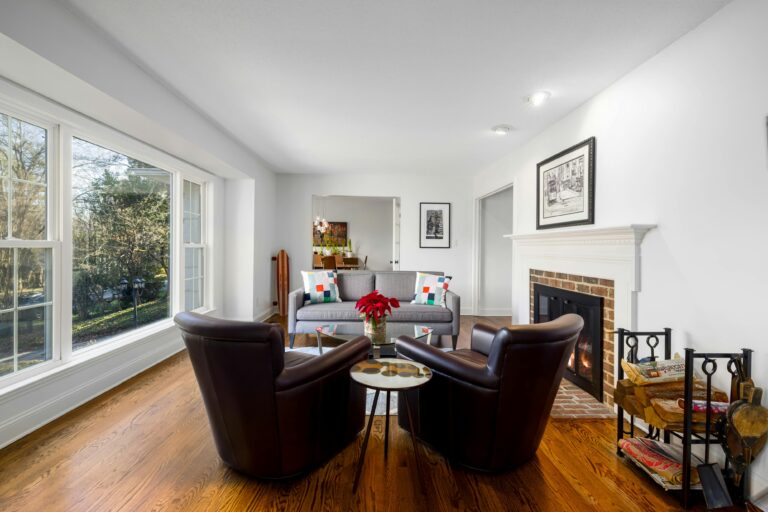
[0,81,216,391]
[181,177,207,312]
[0,100,62,387]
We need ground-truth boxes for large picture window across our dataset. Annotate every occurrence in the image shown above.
[71,138,171,349]
[0,90,214,388]
[0,112,53,376]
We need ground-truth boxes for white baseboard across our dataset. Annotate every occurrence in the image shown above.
[255,306,277,322]
[0,325,184,450]
[476,308,513,317]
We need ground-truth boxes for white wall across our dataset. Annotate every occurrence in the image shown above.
[313,196,394,271]
[253,171,278,320]
[278,174,473,311]
[474,0,768,494]
[478,186,514,315]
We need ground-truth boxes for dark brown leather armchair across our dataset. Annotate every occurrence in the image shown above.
[174,312,371,479]
[395,314,584,471]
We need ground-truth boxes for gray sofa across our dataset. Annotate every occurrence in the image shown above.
[288,270,460,350]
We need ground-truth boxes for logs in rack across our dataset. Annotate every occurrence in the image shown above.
[614,327,753,508]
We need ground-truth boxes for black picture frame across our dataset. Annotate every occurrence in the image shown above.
[419,202,451,248]
[536,137,596,230]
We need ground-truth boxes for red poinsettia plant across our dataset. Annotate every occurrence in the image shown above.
[355,290,400,327]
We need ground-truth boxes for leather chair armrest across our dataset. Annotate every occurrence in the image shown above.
[470,323,497,356]
[445,290,460,336]
[396,336,499,389]
[287,287,305,334]
[275,336,371,391]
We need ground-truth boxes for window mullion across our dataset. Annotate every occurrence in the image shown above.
[173,172,183,316]
[6,115,12,238]
[12,247,17,372]
[59,125,73,363]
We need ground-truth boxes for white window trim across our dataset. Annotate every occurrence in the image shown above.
[0,80,218,393]
[181,177,208,313]
[0,105,62,387]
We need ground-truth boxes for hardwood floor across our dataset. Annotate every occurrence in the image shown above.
[0,316,707,511]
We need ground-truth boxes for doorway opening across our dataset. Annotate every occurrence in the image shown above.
[476,185,514,316]
[311,195,400,271]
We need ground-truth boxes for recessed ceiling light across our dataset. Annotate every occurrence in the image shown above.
[527,90,551,106]
[492,124,513,135]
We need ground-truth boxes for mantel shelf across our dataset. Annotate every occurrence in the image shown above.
[503,224,657,245]
[508,223,657,332]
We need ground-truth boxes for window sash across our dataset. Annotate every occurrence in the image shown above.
[0,107,57,381]
[182,179,206,312]
[70,137,173,350]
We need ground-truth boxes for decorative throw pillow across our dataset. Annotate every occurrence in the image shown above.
[301,270,342,305]
[411,272,451,307]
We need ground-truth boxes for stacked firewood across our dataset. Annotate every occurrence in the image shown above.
[614,379,728,431]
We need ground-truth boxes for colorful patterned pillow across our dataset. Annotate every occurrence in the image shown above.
[301,271,342,305]
[411,272,452,307]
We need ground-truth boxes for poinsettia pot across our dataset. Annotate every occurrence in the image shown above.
[364,317,387,345]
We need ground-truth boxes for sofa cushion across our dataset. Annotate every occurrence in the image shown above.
[296,301,452,323]
[389,303,452,323]
[375,271,443,302]
[296,301,360,322]
[337,271,374,301]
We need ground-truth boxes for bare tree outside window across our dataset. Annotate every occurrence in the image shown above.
[71,138,171,349]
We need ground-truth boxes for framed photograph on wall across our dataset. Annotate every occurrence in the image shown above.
[419,202,451,248]
[536,137,596,230]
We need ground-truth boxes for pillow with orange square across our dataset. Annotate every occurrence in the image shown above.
[411,272,451,307]
[301,270,342,305]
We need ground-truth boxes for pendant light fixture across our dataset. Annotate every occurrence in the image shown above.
[313,196,329,234]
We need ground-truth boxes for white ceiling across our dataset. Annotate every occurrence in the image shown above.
[63,0,728,175]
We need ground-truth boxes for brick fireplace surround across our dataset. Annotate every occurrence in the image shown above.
[506,225,656,418]
[529,269,617,405]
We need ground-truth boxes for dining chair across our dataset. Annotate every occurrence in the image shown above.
[322,256,337,269]
[312,253,322,269]
[343,257,359,269]
[362,256,368,270]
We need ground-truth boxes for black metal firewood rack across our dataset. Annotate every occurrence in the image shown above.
[616,328,673,447]
[615,328,753,508]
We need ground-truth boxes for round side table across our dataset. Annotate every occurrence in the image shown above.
[349,358,432,492]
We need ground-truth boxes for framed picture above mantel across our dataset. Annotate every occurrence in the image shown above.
[536,137,596,230]
[419,202,451,248]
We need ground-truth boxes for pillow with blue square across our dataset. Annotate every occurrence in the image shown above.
[411,272,452,307]
[301,270,342,305]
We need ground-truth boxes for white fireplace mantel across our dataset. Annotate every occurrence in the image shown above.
[503,224,656,330]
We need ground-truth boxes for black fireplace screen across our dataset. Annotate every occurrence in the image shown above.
[533,283,604,401]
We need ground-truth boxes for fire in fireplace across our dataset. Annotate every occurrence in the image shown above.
[533,283,604,401]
